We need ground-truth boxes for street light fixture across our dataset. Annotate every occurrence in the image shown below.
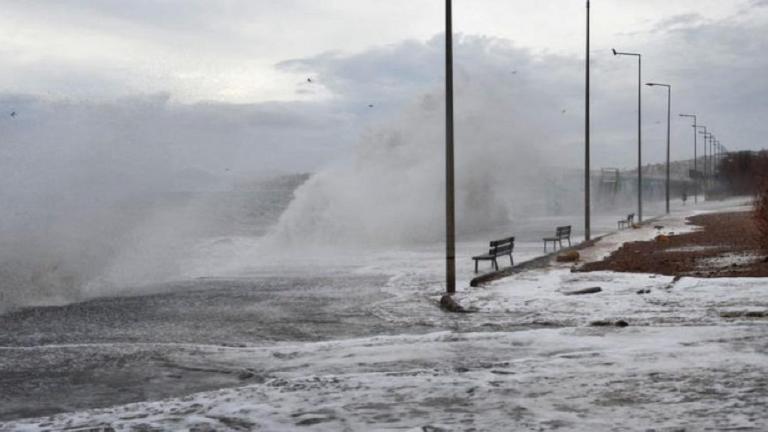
[708,134,716,187]
[699,130,712,195]
[647,83,672,214]
[679,113,698,203]
[585,0,591,241]
[612,48,643,221]
[715,140,723,176]
[445,0,455,295]
[695,125,707,197]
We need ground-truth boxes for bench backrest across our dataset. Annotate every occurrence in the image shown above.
[489,237,514,255]
[556,226,571,238]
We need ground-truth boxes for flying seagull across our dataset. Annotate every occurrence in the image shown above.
[10,111,16,118]
[307,78,313,83]
[368,104,374,108]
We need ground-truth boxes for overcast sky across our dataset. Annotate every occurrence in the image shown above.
[0,0,766,174]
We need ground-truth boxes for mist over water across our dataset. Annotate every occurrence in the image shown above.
[0,36,655,313]
[0,94,315,313]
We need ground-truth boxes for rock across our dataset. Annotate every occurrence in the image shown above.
[746,311,768,318]
[654,225,664,230]
[655,234,670,243]
[440,295,466,313]
[238,369,256,380]
[557,251,580,263]
[636,289,651,295]
[589,320,629,327]
[563,287,602,296]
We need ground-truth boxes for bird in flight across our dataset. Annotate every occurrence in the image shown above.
[307,78,313,83]
[10,111,16,118]
[368,104,374,108]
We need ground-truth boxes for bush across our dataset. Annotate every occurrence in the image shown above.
[754,177,768,249]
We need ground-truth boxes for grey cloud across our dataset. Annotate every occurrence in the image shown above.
[650,13,704,33]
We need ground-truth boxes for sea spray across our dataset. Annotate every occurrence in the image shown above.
[268,79,560,246]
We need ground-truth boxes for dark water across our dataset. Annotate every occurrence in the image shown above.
[0,273,422,421]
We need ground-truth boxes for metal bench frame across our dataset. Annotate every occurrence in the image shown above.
[618,213,635,230]
[472,237,514,273]
[543,226,572,252]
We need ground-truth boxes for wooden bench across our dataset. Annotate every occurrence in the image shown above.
[543,226,571,252]
[618,213,635,230]
[472,237,514,273]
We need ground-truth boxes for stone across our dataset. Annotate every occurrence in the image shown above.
[720,311,744,318]
[563,287,602,296]
[238,370,256,380]
[589,320,629,328]
[589,320,612,327]
[636,289,651,295]
[440,295,466,313]
[745,311,768,318]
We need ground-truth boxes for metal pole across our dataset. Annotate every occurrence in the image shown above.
[445,0,456,295]
[612,49,642,220]
[666,86,671,214]
[585,0,591,241]
[712,138,715,179]
[707,135,712,191]
[650,83,671,213]
[703,133,708,196]
[693,120,698,203]
[638,56,643,222]
[679,114,697,204]
[695,125,706,200]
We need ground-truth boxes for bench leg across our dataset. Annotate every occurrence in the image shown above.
[509,254,514,267]
[493,259,499,271]
[474,259,478,274]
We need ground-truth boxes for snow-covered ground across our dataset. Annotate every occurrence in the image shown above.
[4,199,768,431]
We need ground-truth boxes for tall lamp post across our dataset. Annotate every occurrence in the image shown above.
[707,133,717,188]
[445,0,456,295]
[585,0,591,241]
[715,140,721,177]
[679,113,698,203]
[699,130,712,195]
[612,48,643,222]
[695,125,707,198]
[711,137,717,180]
[647,82,671,214]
